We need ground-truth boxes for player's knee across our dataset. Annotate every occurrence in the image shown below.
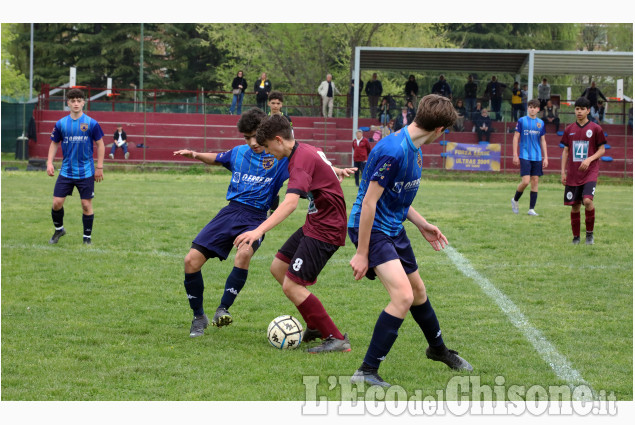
[583,198,594,209]
[184,253,203,273]
[393,292,414,313]
[234,247,253,268]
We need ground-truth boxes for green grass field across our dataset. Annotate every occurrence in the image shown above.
[1,169,632,401]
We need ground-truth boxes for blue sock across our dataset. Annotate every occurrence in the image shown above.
[410,299,445,347]
[52,207,64,229]
[514,191,523,202]
[184,271,205,316]
[363,310,404,369]
[219,267,248,310]
[529,191,538,209]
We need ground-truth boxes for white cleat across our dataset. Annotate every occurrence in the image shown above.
[511,198,519,214]
[527,209,539,216]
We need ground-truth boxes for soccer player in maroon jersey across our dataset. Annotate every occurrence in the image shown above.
[235,114,356,353]
[560,97,606,245]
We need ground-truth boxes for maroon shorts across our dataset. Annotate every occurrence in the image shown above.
[564,181,596,205]
[275,227,339,286]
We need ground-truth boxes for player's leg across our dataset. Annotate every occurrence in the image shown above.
[582,182,597,245]
[109,143,115,159]
[213,242,256,327]
[512,166,530,214]
[50,196,67,243]
[527,174,540,216]
[184,247,210,337]
[76,177,96,244]
[565,185,583,244]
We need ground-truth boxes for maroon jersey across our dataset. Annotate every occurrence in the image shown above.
[561,120,606,186]
[286,142,347,246]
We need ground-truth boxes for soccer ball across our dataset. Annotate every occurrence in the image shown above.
[267,315,303,349]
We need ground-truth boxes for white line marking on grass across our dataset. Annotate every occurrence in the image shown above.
[443,246,595,401]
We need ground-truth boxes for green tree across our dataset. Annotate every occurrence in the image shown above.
[1,23,30,101]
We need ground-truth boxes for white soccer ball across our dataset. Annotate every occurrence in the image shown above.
[267,315,303,349]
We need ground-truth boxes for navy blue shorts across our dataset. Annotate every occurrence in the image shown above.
[275,227,339,286]
[348,227,418,280]
[192,201,267,260]
[519,158,543,177]
[53,175,95,199]
[564,181,596,205]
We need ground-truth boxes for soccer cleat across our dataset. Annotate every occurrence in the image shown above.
[527,209,539,216]
[426,345,473,371]
[586,232,594,245]
[212,307,233,327]
[189,314,209,337]
[49,228,66,244]
[572,236,581,245]
[307,333,351,353]
[83,236,92,245]
[350,369,391,387]
[124,152,130,159]
[511,198,519,214]
[109,153,114,159]
[302,327,322,343]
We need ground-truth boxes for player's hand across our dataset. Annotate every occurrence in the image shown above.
[578,159,591,172]
[234,230,263,250]
[334,167,357,181]
[543,157,549,168]
[173,149,195,159]
[46,163,55,177]
[512,155,520,166]
[350,253,369,281]
[561,173,567,186]
[419,224,448,251]
[94,168,104,182]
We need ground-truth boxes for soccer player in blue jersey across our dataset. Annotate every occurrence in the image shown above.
[348,94,473,387]
[173,108,289,337]
[47,88,105,245]
[511,99,549,216]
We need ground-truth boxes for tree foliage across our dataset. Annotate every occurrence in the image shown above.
[1,23,30,100]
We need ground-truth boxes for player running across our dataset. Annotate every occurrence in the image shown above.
[348,94,473,387]
[560,97,606,245]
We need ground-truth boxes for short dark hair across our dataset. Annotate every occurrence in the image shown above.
[527,99,540,108]
[413,94,457,131]
[67,88,85,100]
[268,91,284,102]
[574,97,591,109]
[256,114,292,146]
[237,108,267,134]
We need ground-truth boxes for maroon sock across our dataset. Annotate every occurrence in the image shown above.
[297,293,344,340]
[585,208,595,233]
[571,211,581,237]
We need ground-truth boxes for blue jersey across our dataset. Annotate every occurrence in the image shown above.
[348,127,423,236]
[515,116,546,161]
[51,113,104,179]
[215,145,289,211]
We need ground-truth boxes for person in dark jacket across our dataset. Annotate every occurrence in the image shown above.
[475,109,492,142]
[110,124,129,159]
[365,73,383,119]
[581,81,607,112]
[431,75,452,99]
[464,75,478,117]
[484,75,507,121]
[404,75,419,105]
[254,72,272,111]
[230,70,248,115]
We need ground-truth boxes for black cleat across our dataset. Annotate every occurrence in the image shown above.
[302,327,322,343]
[189,314,209,337]
[307,333,351,353]
[212,307,233,327]
[572,236,581,245]
[585,232,594,245]
[49,228,66,244]
[83,236,92,245]
[426,345,473,371]
[351,369,391,387]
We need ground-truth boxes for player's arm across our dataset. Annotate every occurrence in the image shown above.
[94,138,105,182]
[561,146,569,186]
[173,150,219,165]
[406,206,448,251]
[350,181,384,280]
[540,135,548,168]
[332,166,357,181]
[234,193,300,249]
[579,144,605,171]
[46,141,59,176]
[512,131,520,166]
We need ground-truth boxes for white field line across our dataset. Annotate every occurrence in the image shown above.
[443,245,595,401]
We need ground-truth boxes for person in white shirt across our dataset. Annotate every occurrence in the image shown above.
[318,74,340,118]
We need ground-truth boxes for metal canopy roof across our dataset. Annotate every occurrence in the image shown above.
[356,47,633,76]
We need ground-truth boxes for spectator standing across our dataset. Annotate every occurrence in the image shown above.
[542,99,560,133]
[484,75,507,121]
[453,99,466,132]
[109,124,129,160]
[475,108,492,143]
[365,73,383,119]
[317,74,340,118]
[404,75,419,106]
[521,84,528,118]
[254,72,272,111]
[352,129,371,187]
[394,105,414,132]
[581,81,607,114]
[511,82,523,122]
[537,78,551,110]
[229,70,248,115]
[431,74,452,99]
[464,75,478,117]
